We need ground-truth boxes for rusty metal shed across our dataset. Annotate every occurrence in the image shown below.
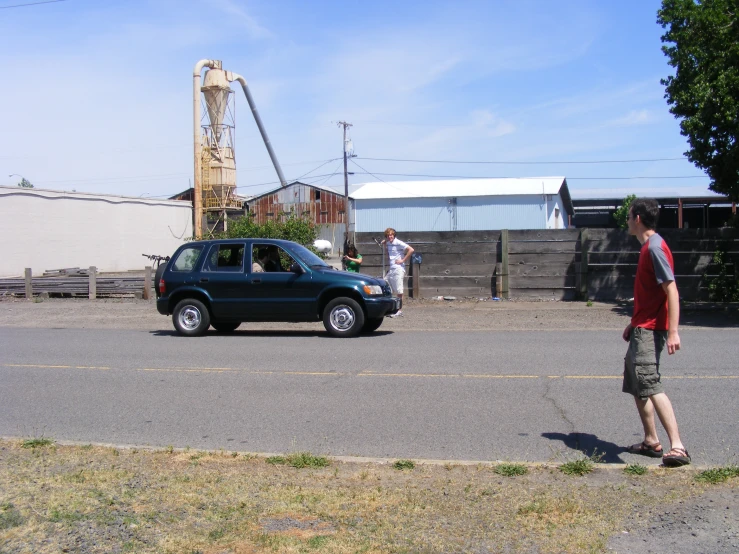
[246,181,347,249]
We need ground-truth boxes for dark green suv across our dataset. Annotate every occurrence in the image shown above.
[156,238,399,337]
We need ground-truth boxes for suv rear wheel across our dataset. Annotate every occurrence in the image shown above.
[173,298,211,337]
[323,297,365,338]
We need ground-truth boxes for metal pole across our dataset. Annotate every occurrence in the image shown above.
[231,74,287,187]
[337,121,352,254]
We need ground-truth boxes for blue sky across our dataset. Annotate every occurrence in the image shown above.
[0,0,719,200]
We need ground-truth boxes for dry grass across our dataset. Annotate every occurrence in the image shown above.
[0,439,727,553]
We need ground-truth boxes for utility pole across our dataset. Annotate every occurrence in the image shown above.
[337,121,352,256]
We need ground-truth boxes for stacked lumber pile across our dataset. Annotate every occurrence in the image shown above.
[0,274,153,297]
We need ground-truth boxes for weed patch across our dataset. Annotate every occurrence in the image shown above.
[0,502,24,530]
[266,452,329,469]
[560,457,594,476]
[392,459,415,471]
[21,437,53,449]
[624,464,648,476]
[695,465,739,484]
[494,463,528,477]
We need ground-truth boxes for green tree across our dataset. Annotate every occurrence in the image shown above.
[212,211,322,255]
[658,0,739,200]
[17,178,33,188]
[613,194,636,229]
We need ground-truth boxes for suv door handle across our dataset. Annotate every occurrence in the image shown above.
[200,277,209,283]
[250,278,261,284]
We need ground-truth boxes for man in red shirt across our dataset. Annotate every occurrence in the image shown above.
[622,198,690,467]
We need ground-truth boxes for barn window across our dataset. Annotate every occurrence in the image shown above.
[266,212,274,218]
[320,211,328,216]
[315,190,321,201]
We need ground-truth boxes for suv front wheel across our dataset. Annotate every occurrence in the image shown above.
[173,298,211,337]
[323,297,365,338]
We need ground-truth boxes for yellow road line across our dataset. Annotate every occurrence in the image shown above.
[2,363,110,370]
[4,364,738,380]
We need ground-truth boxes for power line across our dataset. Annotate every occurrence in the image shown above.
[0,0,66,9]
[293,158,343,180]
[356,156,688,165]
[348,171,709,181]
[349,159,386,183]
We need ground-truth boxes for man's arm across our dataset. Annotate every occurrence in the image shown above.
[661,280,680,354]
[400,244,415,264]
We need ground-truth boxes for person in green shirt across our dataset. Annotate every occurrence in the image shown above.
[343,244,363,273]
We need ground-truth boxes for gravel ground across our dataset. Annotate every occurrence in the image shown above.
[2,296,738,553]
[606,487,739,553]
[1,296,736,332]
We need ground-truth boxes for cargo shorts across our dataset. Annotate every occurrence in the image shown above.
[622,326,667,399]
[384,266,405,295]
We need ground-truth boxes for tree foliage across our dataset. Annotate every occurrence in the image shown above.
[17,178,33,188]
[613,194,637,229]
[658,0,739,200]
[211,212,322,255]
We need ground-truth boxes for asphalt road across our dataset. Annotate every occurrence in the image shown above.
[1,325,737,465]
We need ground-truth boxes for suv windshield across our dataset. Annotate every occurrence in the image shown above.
[290,243,330,268]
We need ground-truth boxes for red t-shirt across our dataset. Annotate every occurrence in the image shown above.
[631,233,675,331]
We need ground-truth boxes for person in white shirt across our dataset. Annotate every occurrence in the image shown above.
[381,227,414,317]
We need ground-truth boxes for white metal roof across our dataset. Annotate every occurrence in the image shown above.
[350,177,567,200]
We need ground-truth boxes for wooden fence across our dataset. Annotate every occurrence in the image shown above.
[355,229,739,301]
[0,267,155,299]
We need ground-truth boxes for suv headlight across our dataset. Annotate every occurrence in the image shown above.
[363,285,383,295]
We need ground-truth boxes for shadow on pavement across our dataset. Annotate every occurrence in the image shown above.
[541,431,626,464]
[608,302,739,328]
[150,330,394,339]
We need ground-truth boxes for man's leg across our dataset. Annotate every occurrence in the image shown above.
[650,392,685,452]
[634,396,660,447]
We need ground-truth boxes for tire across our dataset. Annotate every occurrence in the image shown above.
[211,321,241,333]
[154,263,167,299]
[172,298,211,337]
[361,317,383,333]
[323,297,365,338]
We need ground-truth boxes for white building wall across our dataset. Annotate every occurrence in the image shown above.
[354,194,569,232]
[0,187,192,277]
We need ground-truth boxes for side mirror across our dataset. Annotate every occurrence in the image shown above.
[290,263,304,274]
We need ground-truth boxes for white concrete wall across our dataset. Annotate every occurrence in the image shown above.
[0,186,192,277]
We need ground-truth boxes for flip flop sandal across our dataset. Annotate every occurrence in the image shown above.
[663,447,691,467]
[626,441,663,458]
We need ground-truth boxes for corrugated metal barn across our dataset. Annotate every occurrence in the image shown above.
[246,181,347,250]
[349,177,574,232]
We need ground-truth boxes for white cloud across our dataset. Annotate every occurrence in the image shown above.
[205,0,273,39]
[606,109,654,127]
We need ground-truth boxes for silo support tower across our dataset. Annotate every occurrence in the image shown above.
[192,59,287,239]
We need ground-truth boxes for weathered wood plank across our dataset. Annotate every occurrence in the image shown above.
[508,262,576,277]
[413,263,494,277]
[419,286,494,297]
[508,288,577,300]
[508,252,577,265]
[508,241,579,254]
[418,276,495,288]
[510,275,576,288]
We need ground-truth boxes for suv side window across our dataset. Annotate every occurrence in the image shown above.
[252,243,295,273]
[171,245,204,272]
[204,243,245,272]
